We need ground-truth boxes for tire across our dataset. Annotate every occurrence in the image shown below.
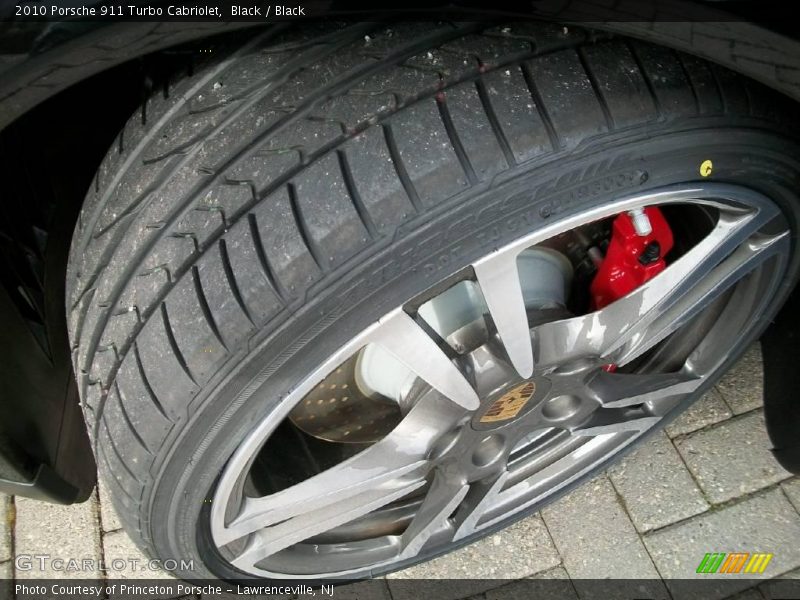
[66,22,800,580]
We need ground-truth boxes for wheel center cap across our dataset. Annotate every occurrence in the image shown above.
[472,377,552,430]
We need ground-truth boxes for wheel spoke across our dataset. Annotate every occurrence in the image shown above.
[616,231,789,364]
[232,479,427,570]
[221,448,427,547]
[605,213,784,360]
[572,407,661,437]
[473,250,534,378]
[398,470,469,560]
[535,208,782,369]
[366,308,479,410]
[452,471,509,541]
[217,395,462,546]
[585,370,703,408]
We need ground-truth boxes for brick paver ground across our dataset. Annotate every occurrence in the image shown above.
[1,342,798,598]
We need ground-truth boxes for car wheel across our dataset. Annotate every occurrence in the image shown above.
[66,22,800,579]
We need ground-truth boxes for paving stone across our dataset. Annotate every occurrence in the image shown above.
[14,494,101,579]
[102,531,194,600]
[388,578,496,600]
[716,343,763,415]
[666,388,733,438]
[388,514,559,600]
[608,431,708,532]
[97,478,123,532]
[0,561,11,600]
[0,494,11,563]
[480,580,534,600]
[541,475,666,600]
[723,588,765,600]
[541,476,659,577]
[208,592,294,600]
[332,579,393,600]
[473,565,576,600]
[759,567,800,599]
[675,411,791,504]
[781,478,800,514]
[392,514,558,579]
[482,568,577,600]
[102,530,174,580]
[644,488,800,600]
[528,566,577,600]
[531,565,571,580]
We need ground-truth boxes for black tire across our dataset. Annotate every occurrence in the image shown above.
[67,22,800,579]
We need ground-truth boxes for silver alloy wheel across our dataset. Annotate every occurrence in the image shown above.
[210,183,789,578]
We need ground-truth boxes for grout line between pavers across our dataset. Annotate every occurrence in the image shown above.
[375,577,394,600]
[91,487,111,599]
[527,563,581,599]
[605,470,641,532]
[737,582,768,600]
[537,507,571,579]
[605,473,674,599]
[97,476,124,535]
[714,383,738,416]
[669,404,764,444]
[539,474,673,596]
[641,480,790,538]
[565,571,580,600]
[667,430,715,508]
[531,510,564,579]
[537,546,578,598]
[778,482,800,520]
[668,406,793,510]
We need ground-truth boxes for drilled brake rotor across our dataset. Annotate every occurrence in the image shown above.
[288,354,402,444]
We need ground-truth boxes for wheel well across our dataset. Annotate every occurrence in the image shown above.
[0,42,205,500]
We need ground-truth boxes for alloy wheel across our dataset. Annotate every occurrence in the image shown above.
[210,183,789,578]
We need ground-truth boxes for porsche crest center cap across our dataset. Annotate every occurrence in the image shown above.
[479,382,536,424]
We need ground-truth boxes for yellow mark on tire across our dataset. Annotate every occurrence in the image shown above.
[700,159,713,177]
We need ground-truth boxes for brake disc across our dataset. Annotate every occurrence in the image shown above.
[288,354,402,444]
[289,246,577,445]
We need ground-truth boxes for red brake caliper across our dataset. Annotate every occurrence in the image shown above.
[590,206,674,371]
